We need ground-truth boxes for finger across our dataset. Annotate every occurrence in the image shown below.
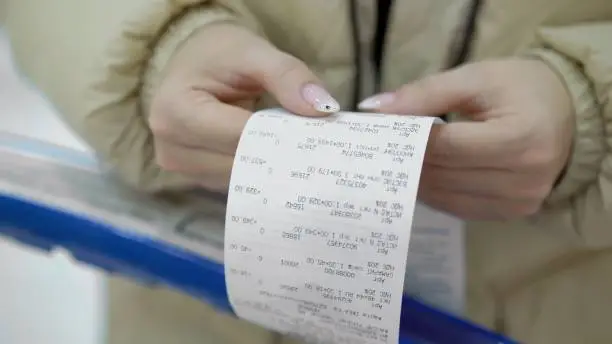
[359,64,486,115]
[244,46,340,116]
[419,164,553,201]
[154,138,234,193]
[424,118,529,168]
[149,90,250,155]
[418,188,541,221]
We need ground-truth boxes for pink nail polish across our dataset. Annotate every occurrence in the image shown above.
[358,92,395,110]
[301,83,340,113]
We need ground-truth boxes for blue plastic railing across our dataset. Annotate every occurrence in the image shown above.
[0,192,516,344]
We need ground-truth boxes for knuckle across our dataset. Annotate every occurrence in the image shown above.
[148,94,178,139]
[154,148,177,172]
[148,115,172,139]
[153,143,187,174]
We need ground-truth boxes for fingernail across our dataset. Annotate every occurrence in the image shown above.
[358,92,395,110]
[301,83,340,113]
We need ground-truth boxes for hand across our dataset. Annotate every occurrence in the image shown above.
[148,23,339,192]
[359,59,574,220]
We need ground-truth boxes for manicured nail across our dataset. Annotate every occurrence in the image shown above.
[301,83,340,113]
[358,92,395,110]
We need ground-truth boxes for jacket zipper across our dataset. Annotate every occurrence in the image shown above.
[348,0,484,110]
[348,0,362,111]
[372,0,394,94]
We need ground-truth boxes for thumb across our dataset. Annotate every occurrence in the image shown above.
[246,46,339,117]
[358,65,484,116]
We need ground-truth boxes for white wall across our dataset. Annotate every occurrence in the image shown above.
[0,29,104,344]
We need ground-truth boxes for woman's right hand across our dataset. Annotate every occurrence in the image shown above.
[148,23,338,193]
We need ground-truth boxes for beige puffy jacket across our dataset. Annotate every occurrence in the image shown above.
[5,1,612,343]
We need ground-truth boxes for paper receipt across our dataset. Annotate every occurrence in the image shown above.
[224,108,438,344]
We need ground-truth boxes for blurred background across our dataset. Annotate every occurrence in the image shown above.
[0,27,105,344]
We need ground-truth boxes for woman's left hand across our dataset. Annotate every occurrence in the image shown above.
[359,59,575,220]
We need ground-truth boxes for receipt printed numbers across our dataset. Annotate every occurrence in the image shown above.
[225,109,437,344]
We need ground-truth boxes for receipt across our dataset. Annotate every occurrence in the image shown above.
[405,203,465,315]
[225,108,441,344]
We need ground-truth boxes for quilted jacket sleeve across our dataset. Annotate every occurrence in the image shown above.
[527,22,612,248]
[4,0,262,191]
